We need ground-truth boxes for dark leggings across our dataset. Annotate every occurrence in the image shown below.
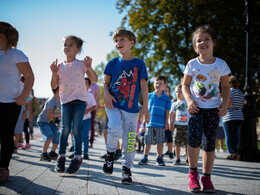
[188,108,219,152]
[0,102,21,168]
[89,110,96,144]
[23,119,30,144]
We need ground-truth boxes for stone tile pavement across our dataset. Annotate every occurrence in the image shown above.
[1,127,260,194]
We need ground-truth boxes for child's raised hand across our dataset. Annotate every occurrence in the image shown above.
[104,93,116,110]
[83,56,93,68]
[187,99,199,114]
[218,102,228,116]
[50,59,59,74]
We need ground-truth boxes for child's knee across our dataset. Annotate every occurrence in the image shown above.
[108,124,122,137]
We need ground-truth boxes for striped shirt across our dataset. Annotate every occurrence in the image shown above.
[223,88,244,122]
[146,91,171,128]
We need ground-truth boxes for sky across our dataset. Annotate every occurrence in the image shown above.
[0,0,124,98]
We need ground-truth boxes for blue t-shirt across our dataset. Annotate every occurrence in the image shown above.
[104,57,148,113]
[146,91,171,128]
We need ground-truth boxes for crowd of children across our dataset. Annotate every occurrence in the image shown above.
[1,20,242,193]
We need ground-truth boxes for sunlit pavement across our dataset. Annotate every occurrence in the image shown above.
[1,127,260,194]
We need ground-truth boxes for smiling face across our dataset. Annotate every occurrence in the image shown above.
[154,79,166,93]
[63,38,80,58]
[193,32,216,55]
[114,35,134,55]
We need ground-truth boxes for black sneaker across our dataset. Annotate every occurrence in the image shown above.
[174,158,181,165]
[83,155,89,160]
[55,156,66,173]
[103,155,114,175]
[164,150,169,156]
[66,158,83,174]
[122,166,132,185]
[156,156,166,166]
[100,154,107,159]
[114,149,122,160]
[49,151,58,160]
[40,153,51,162]
[169,152,174,159]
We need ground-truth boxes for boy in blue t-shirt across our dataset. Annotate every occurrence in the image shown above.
[138,75,171,166]
[103,28,150,185]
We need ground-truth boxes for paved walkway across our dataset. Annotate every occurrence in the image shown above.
[1,127,260,194]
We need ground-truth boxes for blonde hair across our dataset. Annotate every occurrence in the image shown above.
[112,28,136,48]
[0,21,19,53]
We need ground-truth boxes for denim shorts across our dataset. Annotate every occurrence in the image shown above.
[37,122,60,144]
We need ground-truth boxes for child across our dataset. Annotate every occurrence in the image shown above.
[169,84,188,165]
[102,28,150,185]
[50,35,98,174]
[138,75,171,166]
[163,85,174,159]
[0,21,34,183]
[37,86,61,162]
[69,78,97,160]
[182,25,230,192]
[215,116,225,153]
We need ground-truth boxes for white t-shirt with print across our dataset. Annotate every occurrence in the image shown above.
[0,49,29,103]
[83,92,97,120]
[170,99,188,126]
[183,57,231,108]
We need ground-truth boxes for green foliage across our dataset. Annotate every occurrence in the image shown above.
[116,0,260,110]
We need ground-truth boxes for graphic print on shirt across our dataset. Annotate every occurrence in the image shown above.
[192,69,220,102]
[175,101,188,123]
[111,66,138,108]
[47,105,60,124]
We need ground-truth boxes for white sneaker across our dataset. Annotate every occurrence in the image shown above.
[219,149,224,153]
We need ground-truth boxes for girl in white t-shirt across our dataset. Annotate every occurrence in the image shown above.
[50,35,97,174]
[182,25,230,193]
[0,21,34,184]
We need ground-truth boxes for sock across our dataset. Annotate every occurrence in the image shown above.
[75,155,82,160]
[59,154,66,158]
[189,167,197,172]
[42,152,47,154]
[203,173,211,177]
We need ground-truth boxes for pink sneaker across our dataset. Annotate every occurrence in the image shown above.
[17,143,23,149]
[201,176,215,193]
[22,143,31,150]
[188,171,201,192]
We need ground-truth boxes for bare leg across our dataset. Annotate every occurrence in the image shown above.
[175,146,181,159]
[203,151,215,174]
[167,142,173,153]
[51,143,58,152]
[188,146,200,168]
[156,143,163,157]
[144,144,151,156]
[43,137,53,153]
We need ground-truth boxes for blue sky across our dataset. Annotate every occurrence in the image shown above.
[0,0,123,98]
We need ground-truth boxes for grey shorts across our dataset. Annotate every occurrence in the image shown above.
[144,126,165,145]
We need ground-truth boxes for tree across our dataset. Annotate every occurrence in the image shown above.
[116,0,260,109]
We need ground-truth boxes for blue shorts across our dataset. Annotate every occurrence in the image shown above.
[37,122,60,144]
[165,129,173,143]
[188,108,219,152]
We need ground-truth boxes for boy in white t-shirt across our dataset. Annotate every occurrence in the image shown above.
[169,84,189,165]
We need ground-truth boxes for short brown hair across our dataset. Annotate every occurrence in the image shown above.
[0,21,19,53]
[112,28,136,46]
[155,75,167,83]
[229,76,240,88]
